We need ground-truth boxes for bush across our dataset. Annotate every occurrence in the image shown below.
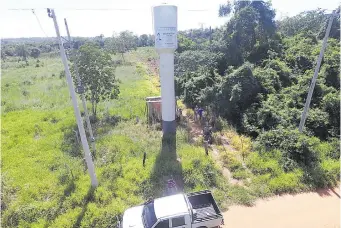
[193,136,204,147]
[268,169,303,194]
[228,186,255,206]
[248,174,272,198]
[212,132,223,145]
[180,145,221,189]
[220,150,243,171]
[176,100,186,109]
[232,169,250,180]
[246,152,283,176]
[231,134,252,160]
[256,128,321,167]
[186,108,195,119]
[303,160,340,188]
[59,70,65,79]
[216,63,261,121]
[315,139,340,160]
[214,116,228,132]
[320,159,340,186]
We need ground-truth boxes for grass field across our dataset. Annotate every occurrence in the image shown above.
[1,48,234,227]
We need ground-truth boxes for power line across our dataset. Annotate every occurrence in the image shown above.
[32,9,49,37]
[8,7,213,12]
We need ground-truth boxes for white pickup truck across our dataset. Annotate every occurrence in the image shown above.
[122,190,224,228]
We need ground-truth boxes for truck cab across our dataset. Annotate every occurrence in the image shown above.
[122,190,223,228]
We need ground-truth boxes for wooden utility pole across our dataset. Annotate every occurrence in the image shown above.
[64,18,96,156]
[298,10,336,132]
[48,9,98,187]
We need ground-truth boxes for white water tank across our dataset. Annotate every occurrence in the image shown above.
[153,5,178,51]
[153,4,178,134]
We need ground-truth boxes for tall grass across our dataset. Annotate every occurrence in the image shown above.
[1,49,233,227]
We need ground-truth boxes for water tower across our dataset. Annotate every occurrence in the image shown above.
[153,4,178,135]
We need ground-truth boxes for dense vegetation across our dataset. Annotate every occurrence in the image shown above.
[175,1,339,190]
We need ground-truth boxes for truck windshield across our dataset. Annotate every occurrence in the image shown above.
[142,202,157,228]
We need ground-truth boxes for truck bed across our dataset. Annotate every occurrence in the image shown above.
[187,190,222,223]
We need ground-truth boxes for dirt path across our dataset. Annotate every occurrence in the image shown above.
[222,187,340,228]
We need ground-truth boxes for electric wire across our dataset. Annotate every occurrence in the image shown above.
[8,7,214,12]
[32,9,49,37]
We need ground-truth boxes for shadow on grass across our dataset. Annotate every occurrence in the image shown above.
[73,187,96,228]
[44,175,76,228]
[60,115,123,158]
[149,133,184,198]
[61,124,82,158]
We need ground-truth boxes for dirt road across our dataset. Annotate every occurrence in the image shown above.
[222,188,340,228]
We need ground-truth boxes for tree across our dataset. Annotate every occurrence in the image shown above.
[138,34,149,47]
[74,43,120,118]
[177,34,196,53]
[15,44,28,61]
[108,31,138,61]
[216,63,261,122]
[30,48,41,58]
[218,0,278,70]
[94,34,105,48]
[278,9,340,40]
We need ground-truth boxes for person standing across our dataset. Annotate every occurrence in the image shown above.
[194,105,199,121]
[198,107,204,121]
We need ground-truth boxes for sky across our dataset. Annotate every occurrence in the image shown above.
[0,0,339,38]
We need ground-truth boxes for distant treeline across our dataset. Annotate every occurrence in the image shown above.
[1,32,155,60]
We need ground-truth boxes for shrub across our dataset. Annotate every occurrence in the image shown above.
[216,63,261,121]
[231,134,252,160]
[22,89,29,97]
[193,136,204,147]
[176,100,186,109]
[214,116,228,132]
[232,169,250,180]
[248,174,272,198]
[59,70,65,79]
[303,160,340,188]
[180,145,221,189]
[220,150,243,171]
[212,132,223,145]
[223,128,238,141]
[186,108,195,119]
[256,128,321,166]
[268,169,303,194]
[315,139,340,160]
[246,152,283,177]
[228,186,255,206]
[22,80,33,86]
[320,159,340,186]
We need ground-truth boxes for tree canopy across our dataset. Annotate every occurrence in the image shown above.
[73,43,120,118]
[175,2,340,177]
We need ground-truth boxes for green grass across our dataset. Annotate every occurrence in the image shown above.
[1,49,234,227]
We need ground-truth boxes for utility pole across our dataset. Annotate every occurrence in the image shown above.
[64,18,96,156]
[298,10,336,132]
[48,9,98,187]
